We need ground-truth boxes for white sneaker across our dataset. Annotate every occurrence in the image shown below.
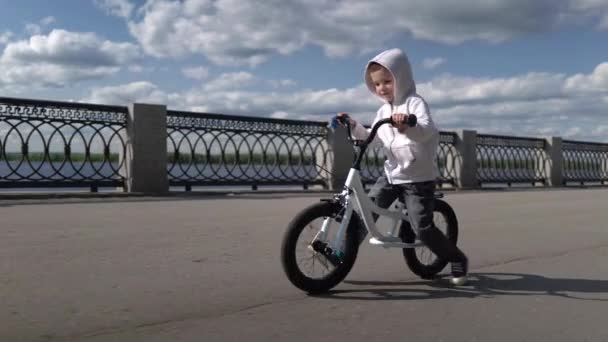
[450,275,468,286]
[450,258,469,286]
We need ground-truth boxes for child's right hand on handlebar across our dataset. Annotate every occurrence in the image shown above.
[336,112,357,127]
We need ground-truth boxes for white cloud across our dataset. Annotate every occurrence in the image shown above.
[121,0,608,66]
[83,81,169,105]
[41,16,56,26]
[591,124,608,137]
[568,0,608,29]
[564,63,608,94]
[127,0,307,66]
[0,64,119,88]
[2,29,140,66]
[128,65,144,72]
[268,79,297,88]
[0,29,140,87]
[270,111,290,119]
[181,66,209,80]
[422,57,446,70]
[413,65,608,141]
[419,72,568,106]
[601,15,608,29]
[0,31,12,45]
[94,0,135,18]
[24,16,56,36]
[80,60,608,142]
[25,24,42,36]
[203,72,255,91]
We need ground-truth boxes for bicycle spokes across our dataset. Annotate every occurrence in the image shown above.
[296,216,340,278]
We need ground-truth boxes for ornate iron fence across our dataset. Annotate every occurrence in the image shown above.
[562,140,608,184]
[3,96,608,192]
[476,134,547,185]
[166,110,330,189]
[437,132,458,186]
[0,97,127,191]
[359,131,458,186]
[360,141,386,185]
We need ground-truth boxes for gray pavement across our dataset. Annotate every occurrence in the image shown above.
[1,188,608,342]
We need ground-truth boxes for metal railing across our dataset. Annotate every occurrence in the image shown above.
[360,141,386,185]
[476,134,547,185]
[1,96,607,192]
[0,97,127,191]
[166,110,330,190]
[438,132,458,186]
[563,140,608,184]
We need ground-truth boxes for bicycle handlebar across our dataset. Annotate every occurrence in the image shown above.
[339,114,417,148]
[366,115,417,145]
[336,114,417,170]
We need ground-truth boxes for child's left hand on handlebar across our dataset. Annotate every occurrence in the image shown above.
[391,113,409,133]
[332,112,357,128]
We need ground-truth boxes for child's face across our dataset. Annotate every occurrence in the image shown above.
[369,67,394,103]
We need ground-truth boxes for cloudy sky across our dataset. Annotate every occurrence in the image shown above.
[1,0,608,141]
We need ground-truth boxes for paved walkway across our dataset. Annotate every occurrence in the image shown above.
[2,188,608,341]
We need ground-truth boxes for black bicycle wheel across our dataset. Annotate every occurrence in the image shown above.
[401,199,459,279]
[281,201,361,294]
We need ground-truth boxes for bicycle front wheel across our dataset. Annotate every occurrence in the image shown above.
[281,201,361,294]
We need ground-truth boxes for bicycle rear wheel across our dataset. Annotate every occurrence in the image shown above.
[401,199,459,279]
[281,201,361,294]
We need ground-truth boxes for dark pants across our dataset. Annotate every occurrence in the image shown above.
[368,176,467,263]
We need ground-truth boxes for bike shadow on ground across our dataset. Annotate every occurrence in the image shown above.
[312,272,608,302]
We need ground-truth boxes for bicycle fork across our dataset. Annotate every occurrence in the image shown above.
[311,197,354,263]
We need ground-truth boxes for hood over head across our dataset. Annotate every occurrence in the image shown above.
[364,48,416,105]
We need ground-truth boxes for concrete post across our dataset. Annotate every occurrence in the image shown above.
[544,136,563,187]
[117,129,128,192]
[125,103,168,193]
[325,126,354,190]
[455,130,478,189]
[315,135,331,190]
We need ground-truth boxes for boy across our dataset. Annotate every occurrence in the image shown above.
[337,48,469,285]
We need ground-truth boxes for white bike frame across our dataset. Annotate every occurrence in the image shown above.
[315,167,424,254]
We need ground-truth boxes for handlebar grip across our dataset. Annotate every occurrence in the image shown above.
[406,114,417,127]
[389,114,417,127]
[330,115,350,130]
[337,115,349,125]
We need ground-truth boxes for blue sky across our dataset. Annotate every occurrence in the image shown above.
[1,0,608,141]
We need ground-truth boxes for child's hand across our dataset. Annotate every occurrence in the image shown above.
[392,113,408,133]
[337,112,357,126]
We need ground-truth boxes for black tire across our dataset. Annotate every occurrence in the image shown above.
[281,201,361,294]
[401,199,459,279]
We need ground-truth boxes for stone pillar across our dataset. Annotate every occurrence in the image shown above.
[325,126,354,190]
[454,130,478,189]
[315,136,331,190]
[117,128,128,192]
[544,136,563,187]
[125,103,168,193]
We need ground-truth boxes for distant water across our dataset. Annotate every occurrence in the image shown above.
[0,161,122,179]
[0,161,381,192]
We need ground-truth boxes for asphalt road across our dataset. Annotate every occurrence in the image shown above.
[2,188,608,342]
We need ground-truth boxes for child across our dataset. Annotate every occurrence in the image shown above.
[337,48,469,285]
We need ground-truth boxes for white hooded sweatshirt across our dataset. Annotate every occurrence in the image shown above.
[351,48,440,184]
